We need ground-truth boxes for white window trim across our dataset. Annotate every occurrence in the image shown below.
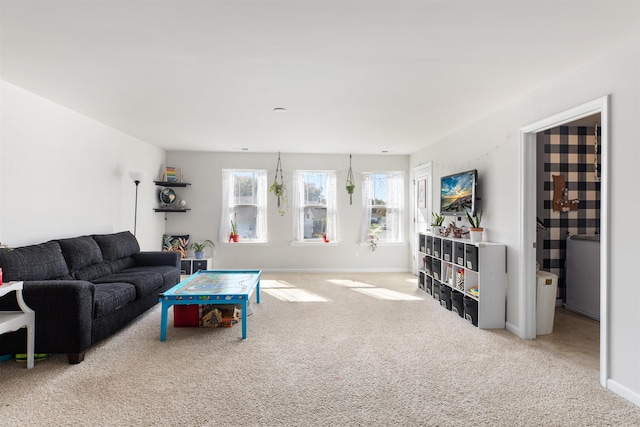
[219,169,268,244]
[292,170,338,242]
[360,171,405,244]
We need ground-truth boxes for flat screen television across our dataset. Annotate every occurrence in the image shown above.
[440,169,477,216]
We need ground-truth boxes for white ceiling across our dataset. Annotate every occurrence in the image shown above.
[1,1,637,154]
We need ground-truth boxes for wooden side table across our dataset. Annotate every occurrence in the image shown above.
[0,281,35,368]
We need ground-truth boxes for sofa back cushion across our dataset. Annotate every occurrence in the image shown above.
[0,241,69,281]
[93,231,140,261]
[58,235,104,271]
[57,235,112,281]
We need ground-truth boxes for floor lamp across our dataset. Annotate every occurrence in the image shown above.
[128,172,147,236]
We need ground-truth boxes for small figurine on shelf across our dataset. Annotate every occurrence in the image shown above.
[442,221,464,239]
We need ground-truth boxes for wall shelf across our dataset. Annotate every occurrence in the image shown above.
[154,181,191,187]
[154,208,191,213]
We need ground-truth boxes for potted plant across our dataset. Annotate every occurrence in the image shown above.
[190,239,215,259]
[346,180,355,205]
[229,220,239,242]
[431,212,445,235]
[270,152,288,215]
[269,181,287,216]
[466,210,484,242]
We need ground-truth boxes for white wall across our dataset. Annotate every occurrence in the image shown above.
[0,80,166,250]
[410,32,640,402]
[164,151,410,271]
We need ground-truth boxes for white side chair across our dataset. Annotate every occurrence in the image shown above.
[0,281,35,369]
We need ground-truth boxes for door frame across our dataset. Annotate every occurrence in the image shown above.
[519,95,609,386]
[411,162,432,275]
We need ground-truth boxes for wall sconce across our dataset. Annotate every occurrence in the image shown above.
[129,172,147,236]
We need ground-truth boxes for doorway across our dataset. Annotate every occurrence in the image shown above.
[534,114,601,373]
[519,96,609,387]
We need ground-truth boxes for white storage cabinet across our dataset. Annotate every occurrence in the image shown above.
[417,232,506,329]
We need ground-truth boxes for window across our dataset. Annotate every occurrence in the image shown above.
[360,172,405,243]
[219,169,267,243]
[292,171,337,242]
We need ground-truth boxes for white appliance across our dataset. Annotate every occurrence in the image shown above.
[564,235,600,320]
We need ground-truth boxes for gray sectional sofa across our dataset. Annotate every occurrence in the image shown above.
[0,231,180,364]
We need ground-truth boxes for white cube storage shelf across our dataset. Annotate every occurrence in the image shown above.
[180,258,212,276]
[418,232,506,329]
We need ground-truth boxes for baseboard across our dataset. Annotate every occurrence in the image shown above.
[505,321,525,339]
[607,379,640,407]
[257,268,410,274]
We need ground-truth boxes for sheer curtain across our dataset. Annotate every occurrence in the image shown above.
[291,171,305,241]
[255,172,268,242]
[219,169,234,244]
[386,172,405,242]
[325,172,337,241]
[360,173,374,242]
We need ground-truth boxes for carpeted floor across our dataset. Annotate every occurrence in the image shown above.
[1,272,639,426]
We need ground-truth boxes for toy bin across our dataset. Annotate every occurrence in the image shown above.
[173,305,200,327]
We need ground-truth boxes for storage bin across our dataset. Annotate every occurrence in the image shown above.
[426,235,433,255]
[174,304,200,327]
[432,259,441,280]
[454,242,465,266]
[425,256,433,276]
[426,276,433,295]
[451,290,464,317]
[536,270,558,335]
[463,296,478,326]
[442,240,453,262]
[418,273,425,291]
[464,244,478,271]
[433,238,442,258]
[419,234,426,253]
[439,285,452,310]
[432,281,441,301]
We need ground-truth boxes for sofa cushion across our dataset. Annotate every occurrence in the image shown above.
[93,282,137,319]
[93,231,140,261]
[104,257,136,274]
[121,265,180,288]
[57,236,104,272]
[94,270,164,298]
[73,262,112,282]
[0,241,69,281]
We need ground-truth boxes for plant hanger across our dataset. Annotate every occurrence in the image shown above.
[269,152,288,215]
[346,153,355,205]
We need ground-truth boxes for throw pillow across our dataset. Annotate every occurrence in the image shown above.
[162,234,189,259]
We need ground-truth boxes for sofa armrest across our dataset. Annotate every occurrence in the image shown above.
[133,251,180,268]
[0,280,95,354]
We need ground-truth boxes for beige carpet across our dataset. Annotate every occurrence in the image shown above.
[1,272,639,426]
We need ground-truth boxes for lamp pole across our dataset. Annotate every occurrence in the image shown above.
[133,179,140,236]
[128,172,146,237]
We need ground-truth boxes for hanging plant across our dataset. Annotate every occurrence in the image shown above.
[270,152,288,216]
[346,153,355,205]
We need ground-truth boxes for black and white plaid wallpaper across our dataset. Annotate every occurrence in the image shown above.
[540,125,601,296]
